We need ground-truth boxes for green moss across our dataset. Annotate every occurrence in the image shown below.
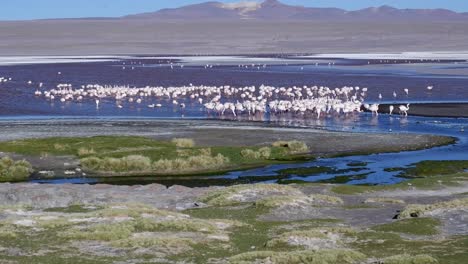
[278,166,334,176]
[384,167,406,172]
[382,254,439,264]
[347,162,369,167]
[401,161,468,178]
[331,171,468,195]
[372,218,440,236]
[229,249,366,264]
[44,205,100,214]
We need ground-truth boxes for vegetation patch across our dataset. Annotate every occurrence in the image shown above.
[381,254,439,264]
[254,193,344,209]
[347,162,369,167]
[400,161,468,178]
[240,147,271,159]
[229,249,366,264]
[384,167,406,172]
[152,153,230,174]
[0,136,317,177]
[111,235,195,255]
[77,147,96,157]
[278,166,334,176]
[372,218,440,236]
[199,184,303,206]
[365,197,405,204]
[0,156,33,182]
[267,227,356,249]
[272,140,309,154]
[81,155,152,172]
[399,198,468,218]
[172,138,195,148]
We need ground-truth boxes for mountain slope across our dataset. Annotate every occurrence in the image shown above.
[123,0,468,21]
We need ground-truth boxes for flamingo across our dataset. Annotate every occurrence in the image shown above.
[35,83,371,120]
[399,104,410,116]
[369,104,379,116]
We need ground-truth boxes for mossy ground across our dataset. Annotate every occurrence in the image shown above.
[331,168,468,195]
[372,218,441,236]
[0,136,315,178]
[0,181,467,263]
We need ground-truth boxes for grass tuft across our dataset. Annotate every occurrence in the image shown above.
[81,155,152,173]
[172,138,195,148]
[200,184,303,206]
[240,147,271,160]
[272,140,309,153]
[77,147,96,156]
[152,153,230,173]
[0,156,33,181]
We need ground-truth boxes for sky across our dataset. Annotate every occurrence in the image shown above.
[1,0,468,21]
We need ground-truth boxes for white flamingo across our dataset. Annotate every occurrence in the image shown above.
[399,104,410,116]
[369,104,379,116]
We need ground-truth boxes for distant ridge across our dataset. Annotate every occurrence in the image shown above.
[123,0,468,21]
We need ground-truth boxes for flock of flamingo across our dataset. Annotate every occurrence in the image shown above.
[0,77,11,83]
[27,78,427,118]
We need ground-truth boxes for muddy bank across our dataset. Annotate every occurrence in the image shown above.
[0,119,455,156]
[363,103,468,118]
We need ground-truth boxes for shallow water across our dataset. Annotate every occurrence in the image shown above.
[0,55,467,186]
[27,114,467,186]
[1,55,468,119]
